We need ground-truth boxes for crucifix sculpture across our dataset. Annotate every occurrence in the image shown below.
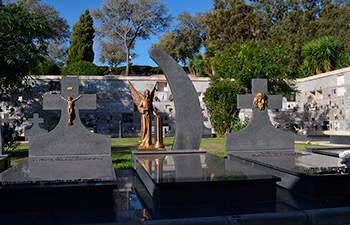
[226,79,294,152]
[59,95,83,126]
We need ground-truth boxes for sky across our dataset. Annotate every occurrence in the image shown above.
[41,0,214,67]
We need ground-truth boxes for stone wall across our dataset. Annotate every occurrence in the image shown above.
[17,75,210,138]
[268,67,350,135]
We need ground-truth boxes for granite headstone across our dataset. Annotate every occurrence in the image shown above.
[24,113,47,141]
[226,79,294,152]
[0,77,116,214]
[29,76,111,157]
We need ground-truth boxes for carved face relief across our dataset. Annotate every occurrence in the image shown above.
[253,92,268,110]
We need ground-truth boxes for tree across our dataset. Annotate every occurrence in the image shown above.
[299,36,344,77]
[93,0,172,75]
[205,0,350,77]
[0,3,55,94]
[204,41,295,135]
[205,0,261,51]
[152,12,206,65]
[6,0,70,41]
[46,40,68,68]
[98,40,126,70]
[5,0,71,64]
[212,41,294,95]
[66,9,95,65]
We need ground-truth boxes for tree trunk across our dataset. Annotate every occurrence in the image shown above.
[126,47,130,76]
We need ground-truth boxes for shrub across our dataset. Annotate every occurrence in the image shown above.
[29,60,61,75]
[204,79,244,135]
[2,123,20,151]
[61,60,101,76]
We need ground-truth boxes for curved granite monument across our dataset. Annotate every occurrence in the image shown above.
[150,48,202,150]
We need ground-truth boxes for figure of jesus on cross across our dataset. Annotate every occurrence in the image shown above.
[59,95,83,126]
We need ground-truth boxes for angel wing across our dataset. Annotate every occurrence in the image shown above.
[150,83,159,117]
[128,81,142,106]
[150,83,157,102]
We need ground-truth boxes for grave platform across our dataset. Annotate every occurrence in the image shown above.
[0,156,117,213]
[132,150,280,207]
[0,155,10,173]
[306,146,349,157]
[228,150,350,198]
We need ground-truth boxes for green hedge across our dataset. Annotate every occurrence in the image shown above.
[61,60,102,76]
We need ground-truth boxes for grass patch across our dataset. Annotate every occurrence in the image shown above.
[4,138,333,169]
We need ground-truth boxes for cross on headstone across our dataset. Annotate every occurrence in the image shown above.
[29,76,110,157]
[226,79,294,152]
[28,113,44,128]
[0,114,14,155]
[43,77,96,126]
[25,113,47,141]
[1,114,14,125]
[237,79,282,111]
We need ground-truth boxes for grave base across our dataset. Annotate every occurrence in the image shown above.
[0,155,10,173]
[330,135,350,144]
[306,146,349,157]
[132,150,280,207]
[228,151,350,198]
[0,156,117,213]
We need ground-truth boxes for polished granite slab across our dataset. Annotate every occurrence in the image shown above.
[0,156,116,185]
[0,156,117,213]
[228,150,350,197]
[305,146,349,157]
[133,151,280,206]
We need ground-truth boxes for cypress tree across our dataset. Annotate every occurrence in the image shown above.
[66,9,94,65]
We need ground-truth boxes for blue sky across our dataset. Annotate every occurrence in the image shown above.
[41,0,214,67]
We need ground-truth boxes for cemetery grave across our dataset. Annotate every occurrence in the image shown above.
[2,50,350,224]
[132,49,281,213]
[0,77,117,219]
[227,79,350,198]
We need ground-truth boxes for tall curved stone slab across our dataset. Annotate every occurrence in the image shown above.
[29,77,111,157]
[150,48,202,150]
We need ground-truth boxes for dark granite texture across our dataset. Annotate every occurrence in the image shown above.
[0,156,117,213]
[150,48,202,150]
[0,156,10,173]
[306,146,349,157]
[226,79,294,152]
[133,151,279,206]
[0,114,14,155]
[25,113,47,141]
[330,135,350,144]
[29,77,111,157]
[228,150,350,197]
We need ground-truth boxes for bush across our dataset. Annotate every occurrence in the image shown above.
[111,65,164,75]
[204,79,244,135]
[61,60,102,76]
[2,123,20,151]
[29,60,61,75]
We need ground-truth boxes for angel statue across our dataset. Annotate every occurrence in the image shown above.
[128,81,165,151]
